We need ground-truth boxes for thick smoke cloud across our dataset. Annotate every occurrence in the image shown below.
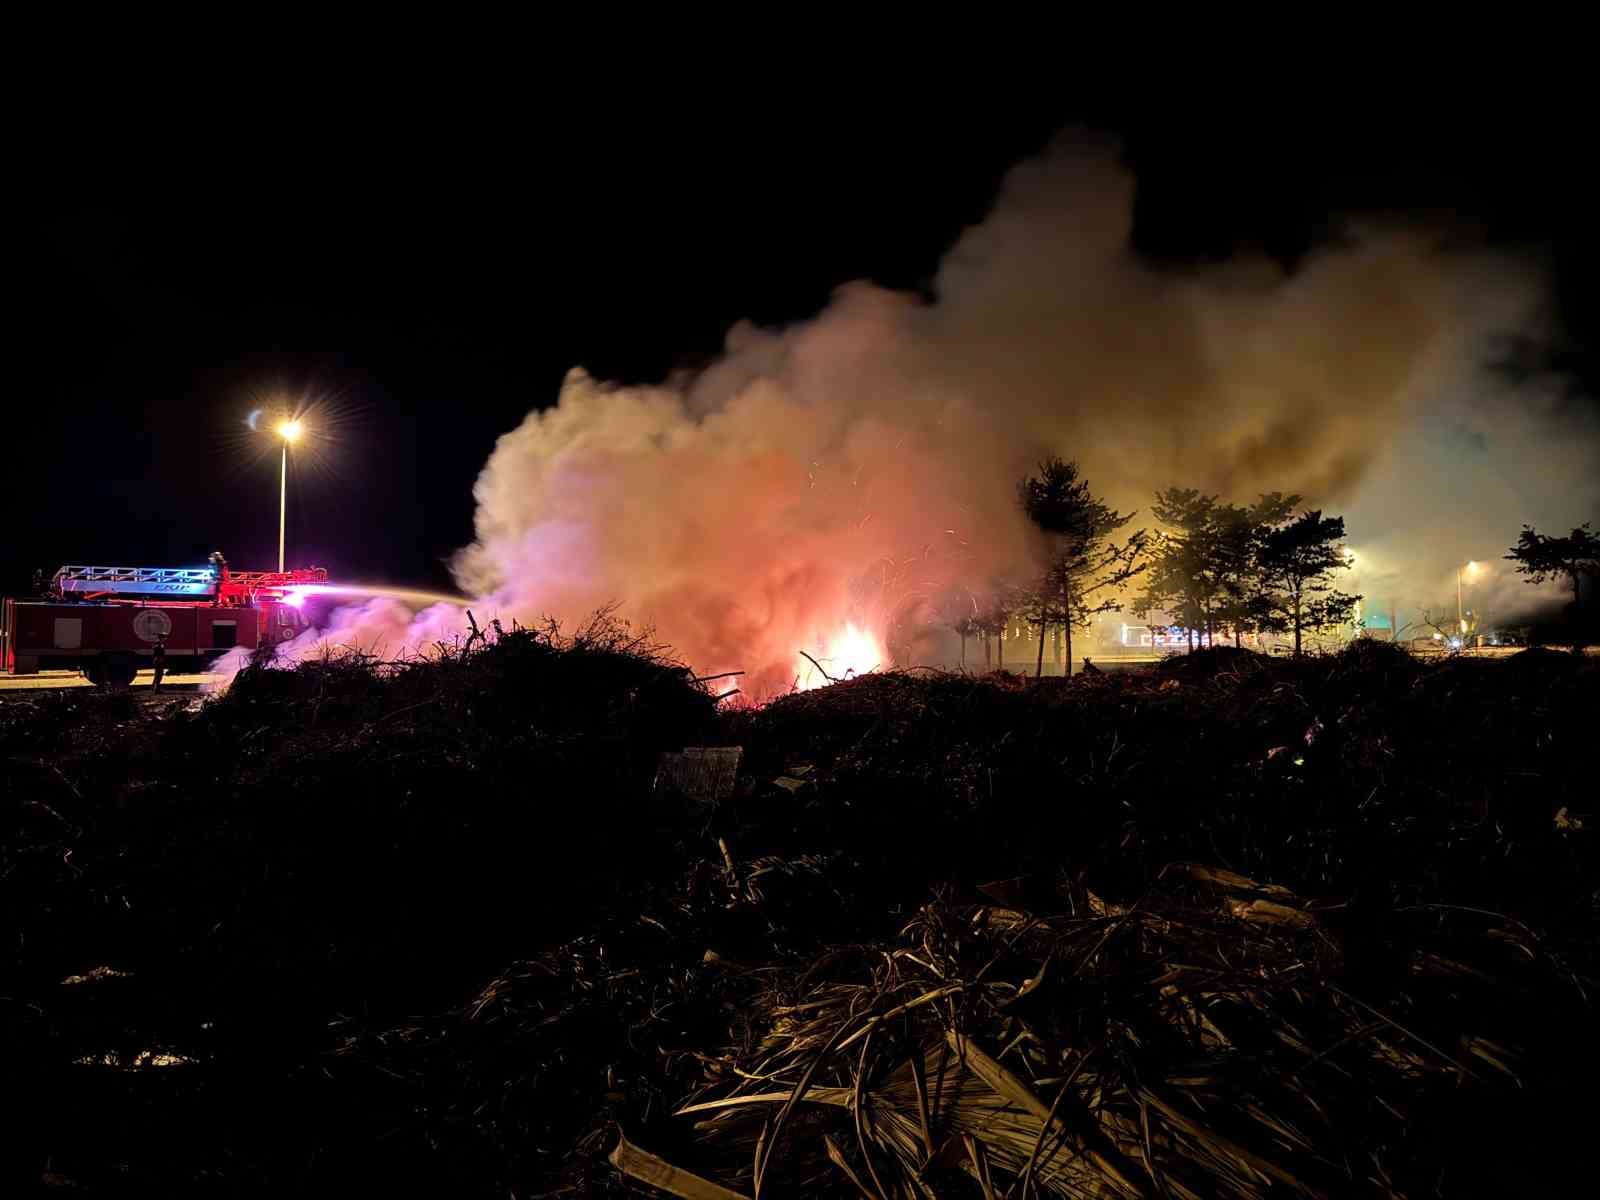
[304,135,1598,684]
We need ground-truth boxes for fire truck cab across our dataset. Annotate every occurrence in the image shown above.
[1,563,325,686]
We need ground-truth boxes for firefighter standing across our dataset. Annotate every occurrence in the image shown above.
[152,636,167,692]
[208,550,228,604]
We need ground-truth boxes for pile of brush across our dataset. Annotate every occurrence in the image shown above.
[613,864,1589,1199]
[0,614,726,1194]
[5,636,1598,1195]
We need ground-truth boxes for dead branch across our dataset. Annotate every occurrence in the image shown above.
[799,651,837,683]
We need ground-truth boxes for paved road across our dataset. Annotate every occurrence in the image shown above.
[0,669,218,692]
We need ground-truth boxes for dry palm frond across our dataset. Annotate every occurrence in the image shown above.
[611,1130,750,1200]
[619,872,1577,1200]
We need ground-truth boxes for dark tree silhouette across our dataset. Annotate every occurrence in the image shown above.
[1506,522,1600,647]
[975,581,1026,672]
[1257,510,1360,658]
[1214,493,1301,646]
[951,614,978,670]
[1134,490,1299,649]
[1018,459,1148,677]
[1133,488,1219,649]
[1505,523,1599,608]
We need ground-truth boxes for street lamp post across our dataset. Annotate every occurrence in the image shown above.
[276,419,303,573]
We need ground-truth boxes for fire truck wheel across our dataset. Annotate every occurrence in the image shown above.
[103,655,138,689]
[82,661,107,687]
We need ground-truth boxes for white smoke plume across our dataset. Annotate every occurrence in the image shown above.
[298,135,1599,686]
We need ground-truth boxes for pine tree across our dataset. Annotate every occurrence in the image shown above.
[1133,490,1300,649]
[1505,522,1600,647]
[1133,488,1221,648]
[1257,510,1360,658]
[1213,493,1300,646]
[1505,523,1599,609]
[1018,459,1148,677]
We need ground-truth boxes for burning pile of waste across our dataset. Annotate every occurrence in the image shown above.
[3,633,1596,1195]
[325,642,1596,1198]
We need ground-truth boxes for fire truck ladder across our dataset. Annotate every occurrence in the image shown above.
[227,568,328,591]
[53,565,219,597]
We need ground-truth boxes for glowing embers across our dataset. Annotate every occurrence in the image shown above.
[797,621,884,689]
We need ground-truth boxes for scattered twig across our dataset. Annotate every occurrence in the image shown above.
[798,651,836,683]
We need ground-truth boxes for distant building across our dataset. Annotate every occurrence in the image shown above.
[1118,623,1262,651]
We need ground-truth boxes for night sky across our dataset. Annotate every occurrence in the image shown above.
[11,81,1595,600]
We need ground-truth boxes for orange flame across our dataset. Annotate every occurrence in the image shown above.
[797,622,884,689]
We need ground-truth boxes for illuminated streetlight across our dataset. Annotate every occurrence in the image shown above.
[275,417,305,572]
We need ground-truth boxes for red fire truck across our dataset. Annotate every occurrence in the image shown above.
[2,562,326,686]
